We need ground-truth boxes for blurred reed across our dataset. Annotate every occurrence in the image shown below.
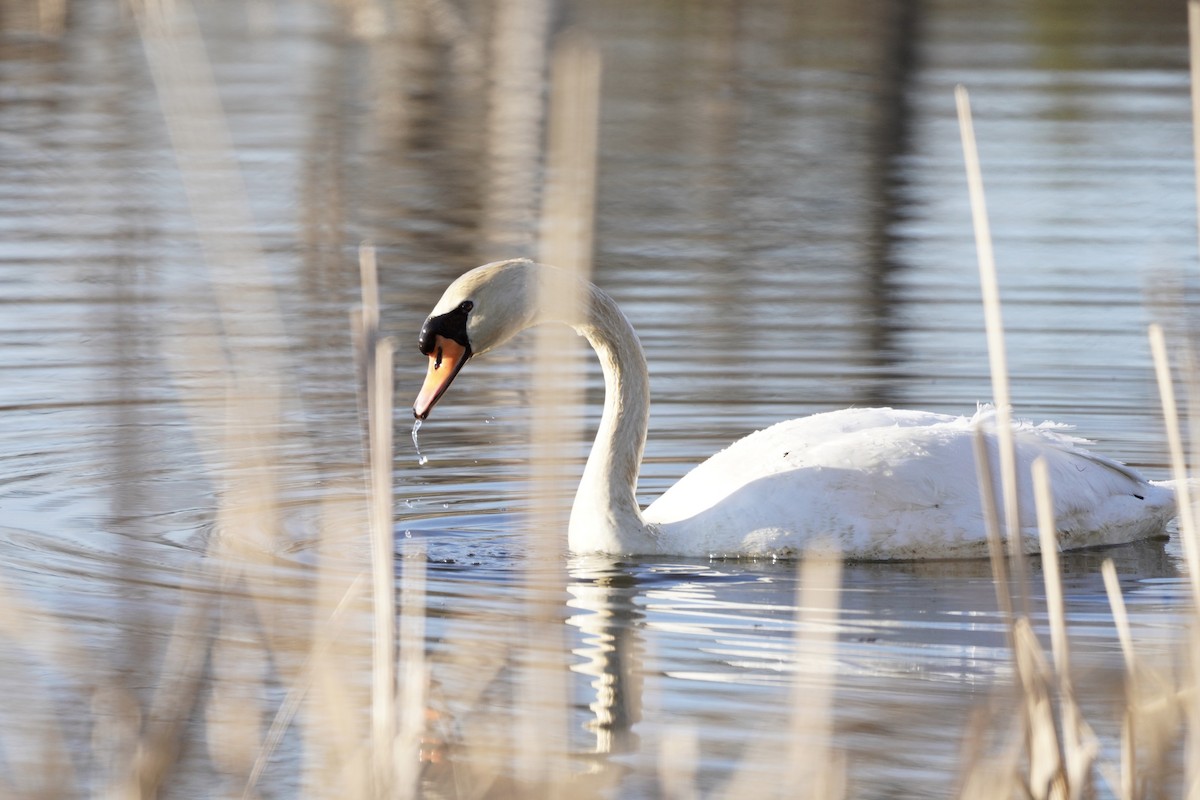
[515,30,601,794]
[956,85,1028,603]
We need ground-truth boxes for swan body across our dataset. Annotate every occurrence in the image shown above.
[413,259,1176,560]
[642,407,1173,559]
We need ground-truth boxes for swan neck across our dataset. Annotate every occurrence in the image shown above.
[567,283,654,553]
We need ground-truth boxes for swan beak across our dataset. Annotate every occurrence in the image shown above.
[414,335,470,420]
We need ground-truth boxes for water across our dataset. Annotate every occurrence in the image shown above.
[413,418,429,466]
[0,0,1196,796]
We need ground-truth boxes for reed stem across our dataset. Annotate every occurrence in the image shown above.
[956,85,1027,607]
[1148,324,1200,607]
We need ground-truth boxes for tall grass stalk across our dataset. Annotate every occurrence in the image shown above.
[1148,324,1200,604]
[1032,461,1067,676]
[1100,559,1142,800]
[955,85,1027,601]
[481,0,552,259]
[1034,458,1098,798]
[657,727,699,800]
[1189,0,1200,251]
[956,86,1122,800]
[972,426,1014,631]
[359,243,401,795]
[787,549,846,799]
[718,546,847,800]
[518,31,603,792]
[244,572,367,797]
[136,3,418,797]
[396,555,428,797]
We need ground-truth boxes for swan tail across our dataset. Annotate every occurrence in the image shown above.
[1150,477,1200,494]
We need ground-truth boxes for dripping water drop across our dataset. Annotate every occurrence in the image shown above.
[412,418,429,466]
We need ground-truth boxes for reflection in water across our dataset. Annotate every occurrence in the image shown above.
[558,539,1186,796]
[860,0,921,407]
[568,558,644,756]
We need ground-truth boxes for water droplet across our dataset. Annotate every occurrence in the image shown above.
[411,419,427,465]
[404,530,413,538]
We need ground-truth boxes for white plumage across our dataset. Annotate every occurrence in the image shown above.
[644,406,1174,559]
[413,259,1175,560]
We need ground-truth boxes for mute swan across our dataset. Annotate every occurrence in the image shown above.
[412,259,1176,559]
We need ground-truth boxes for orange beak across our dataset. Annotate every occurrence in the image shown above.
[414,334,470,420]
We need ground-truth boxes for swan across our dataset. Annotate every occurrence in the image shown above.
[412,258,1176,559]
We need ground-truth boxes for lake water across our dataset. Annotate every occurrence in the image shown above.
[1,0,1197,796]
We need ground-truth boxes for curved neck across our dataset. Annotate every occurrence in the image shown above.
[566,283,656,554]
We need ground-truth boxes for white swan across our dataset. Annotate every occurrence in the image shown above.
[412,259,1176,559]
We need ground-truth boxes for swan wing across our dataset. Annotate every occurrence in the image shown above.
[644,407,1173,559]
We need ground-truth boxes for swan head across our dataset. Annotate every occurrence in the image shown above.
[413,259,544,420]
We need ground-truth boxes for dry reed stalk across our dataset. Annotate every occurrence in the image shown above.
[658,727,699,800]
[481,0,553,259]
[120,559,222,798]
[1032,458,1098,799]
[371,402,404,793]
[1099,561,1137,800]
[972,426,1015,632]
[1101,561,1136,678]
[956,86,1111,799]
[955,85,1027,603]
[154,322,282,796]
[301,489,376,799]
[0,575,94,796]
[133,3,399,796]
[1032,460,1068,679]
[244,572,368,797]
[1099,558,1180,800]
[785,548,846,800]
[1190,0,1200,251]
[959,449,1079,800]
[35,0,66,37]
[337,0,389,38]
[956,703,1027,800]
[1185,628,1200,800]
[193,244,396,800]
[1171,8,1200,797]
[955,429,1022,796]
[530,29,602,535]
[1011,617,1068,800]
[538,31,602,277]
[396,553,428,798]
[514,31,603,792]
[1148,324,1200,604]
[718,546,846,800]
[359,244,381,355]
[360,243,401,796]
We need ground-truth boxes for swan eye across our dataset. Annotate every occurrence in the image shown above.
[459,300,473,313]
